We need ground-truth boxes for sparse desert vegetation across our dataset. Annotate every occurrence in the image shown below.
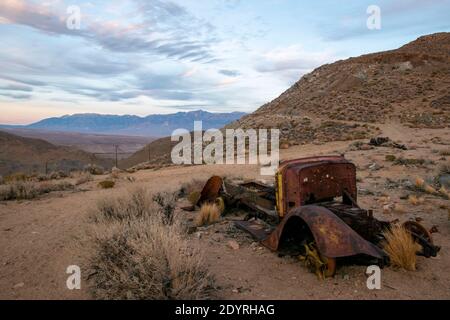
[0,180,74,201]
[98,180,115,189]
[84,164,105,175]
[195,203,221,227]
[88,188,214,300]
[1,32,450,301]
[383,226,422,271]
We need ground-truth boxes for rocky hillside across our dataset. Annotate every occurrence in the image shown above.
[227,33,450,145]
[122,33,450,169]
[0,131,111,175]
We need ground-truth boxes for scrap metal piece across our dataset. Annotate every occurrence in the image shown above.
[198,176,223,205]
[275,156,358,218]
[235,220,273,241]
[403,221,441,257]
[262,205,386,260]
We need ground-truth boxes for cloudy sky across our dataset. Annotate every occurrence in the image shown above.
[0,0,449,124]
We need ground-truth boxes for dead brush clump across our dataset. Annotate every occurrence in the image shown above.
[0,181,74,201]
[92,187,153,223]
[89,188,214,300]
[195,203,221,227]
[84,164,104,175]
[383,226,421,271]
[152,192,179,225]
[98,180,115,189]
[4,172,29,183]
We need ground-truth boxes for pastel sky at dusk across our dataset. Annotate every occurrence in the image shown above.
[0,0,449,124]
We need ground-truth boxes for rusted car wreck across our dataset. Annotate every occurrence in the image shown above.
[191,156,440,278]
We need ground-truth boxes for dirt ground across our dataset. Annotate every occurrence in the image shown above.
[1,123,449,300]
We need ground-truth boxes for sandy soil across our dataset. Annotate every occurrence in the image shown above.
[1,124,449,300]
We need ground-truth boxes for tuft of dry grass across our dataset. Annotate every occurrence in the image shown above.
[215,197,225,214]
[383,226,421,271]
[195,203,221,227]
[92,187,153,223]
[98,180,115,189]
[408,195,425,206]
[438,186,450,199]
[187,191,201,206]
[88,187,214,300]
[385,155,396,162]
[415,177,425,189]
[424,184,437,195]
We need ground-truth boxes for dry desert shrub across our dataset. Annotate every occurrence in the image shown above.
[98,180,115,189]
[92,187,153,223]
[408,195,425,206]
[84,164,104,175]
[152,192,178,225]
[383,226,421,271]
[195,203,221,227]
[89,188,214,300]
[4,172,28,183]
[0,181,73,201]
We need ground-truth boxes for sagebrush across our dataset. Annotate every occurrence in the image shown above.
[89,187,214,300]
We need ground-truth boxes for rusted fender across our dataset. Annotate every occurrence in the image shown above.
[198,176,223,205]
[262,205,386,259]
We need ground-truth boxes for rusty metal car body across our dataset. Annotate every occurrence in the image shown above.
[195,156,440,277]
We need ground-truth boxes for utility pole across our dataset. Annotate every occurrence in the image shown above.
[114,144,119,168]
[148,146,151,162]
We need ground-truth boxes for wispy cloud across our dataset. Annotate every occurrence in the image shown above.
[0,0,448,123]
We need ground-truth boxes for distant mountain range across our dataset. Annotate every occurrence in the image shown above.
[1,110,246,137]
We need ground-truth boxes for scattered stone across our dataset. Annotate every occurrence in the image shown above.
[195,232,203,239]
[368,163,383,171]
[227,240,240,250]
[13,282,24,289]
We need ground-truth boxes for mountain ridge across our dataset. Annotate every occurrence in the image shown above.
[5,110,246,137]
